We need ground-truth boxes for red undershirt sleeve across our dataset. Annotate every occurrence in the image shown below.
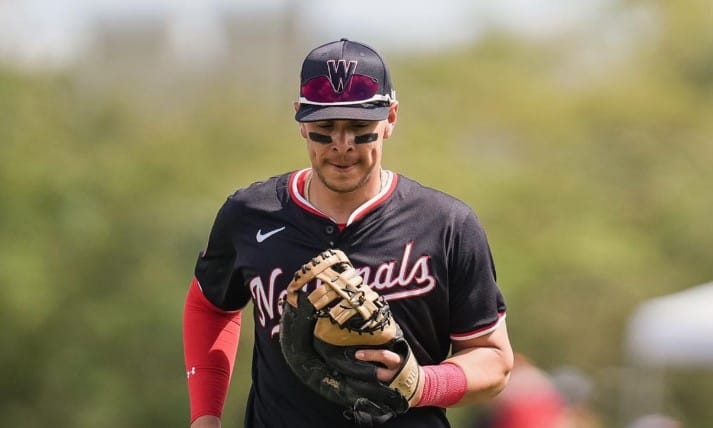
[183,278,242,423]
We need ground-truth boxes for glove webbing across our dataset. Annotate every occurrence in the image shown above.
[286,249,348,306]
[310,264,382,330]
[287,249,383,330]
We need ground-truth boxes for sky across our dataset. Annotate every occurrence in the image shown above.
[0,0,609,69]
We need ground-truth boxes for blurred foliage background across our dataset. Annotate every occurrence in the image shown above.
[2,0,712,427]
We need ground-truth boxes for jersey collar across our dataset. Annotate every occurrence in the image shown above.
[288,168,398,227]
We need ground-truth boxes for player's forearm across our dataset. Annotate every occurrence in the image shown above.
[362,322,513,409]
[444,323,514,405]
[183,278,242,422]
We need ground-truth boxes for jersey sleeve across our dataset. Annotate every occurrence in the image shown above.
[448,209,506,341]
[194,196,252,311]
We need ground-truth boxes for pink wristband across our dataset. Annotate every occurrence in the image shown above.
[416,362,467,408]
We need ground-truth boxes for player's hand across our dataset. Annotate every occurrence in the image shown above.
[191,415,220,428]
[355,348,402,382]
[356,348,425,404]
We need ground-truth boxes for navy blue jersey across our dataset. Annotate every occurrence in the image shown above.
[194,168,506,428]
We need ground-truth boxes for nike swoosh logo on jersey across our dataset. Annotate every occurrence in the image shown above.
[256,226,286,243]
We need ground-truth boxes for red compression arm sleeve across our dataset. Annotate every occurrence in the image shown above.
[183,278,242,423]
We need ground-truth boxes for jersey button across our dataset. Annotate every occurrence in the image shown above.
[325,225,335,235]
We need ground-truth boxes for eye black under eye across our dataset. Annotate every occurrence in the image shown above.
[354,133,378,144]
[308,132,332,143]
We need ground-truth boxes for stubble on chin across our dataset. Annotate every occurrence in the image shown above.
[314,167,375,194]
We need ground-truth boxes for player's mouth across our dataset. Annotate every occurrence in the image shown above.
[328,161,358,172]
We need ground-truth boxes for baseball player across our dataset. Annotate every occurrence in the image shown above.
[183,38,514,428]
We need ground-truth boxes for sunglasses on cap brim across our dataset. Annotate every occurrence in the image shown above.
[299,74,394,105]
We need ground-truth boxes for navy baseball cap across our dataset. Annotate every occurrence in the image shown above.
[295,38,396,122]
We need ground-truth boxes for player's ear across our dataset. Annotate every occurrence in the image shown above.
[298,122,307,139]
[294,102,309,139]
[384,123,395,139]
[383,102,399,139]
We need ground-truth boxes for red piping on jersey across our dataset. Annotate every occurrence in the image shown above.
[347,170,398,224]
[288,168,398,226]
[450,312,506,341]
[289,169,325,219]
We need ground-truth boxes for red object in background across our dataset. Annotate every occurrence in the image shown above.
[487,354,566,428]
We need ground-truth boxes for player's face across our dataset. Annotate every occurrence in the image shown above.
[301,119,387,195]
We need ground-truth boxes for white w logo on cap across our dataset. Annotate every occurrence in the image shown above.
[326,59,357,93]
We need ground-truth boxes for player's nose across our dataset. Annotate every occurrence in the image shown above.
[330,131,355,152]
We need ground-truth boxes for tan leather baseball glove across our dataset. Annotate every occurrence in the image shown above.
[279,249,422,426]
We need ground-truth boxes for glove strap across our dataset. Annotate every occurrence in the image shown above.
[388,347,422,406]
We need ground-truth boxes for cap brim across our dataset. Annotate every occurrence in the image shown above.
[295,104,389,122]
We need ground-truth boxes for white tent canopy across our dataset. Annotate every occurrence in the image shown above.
[625,280,713,367]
